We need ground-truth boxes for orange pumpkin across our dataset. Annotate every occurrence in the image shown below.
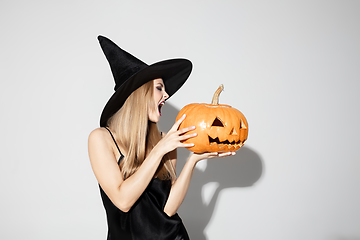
[176,84,248,153]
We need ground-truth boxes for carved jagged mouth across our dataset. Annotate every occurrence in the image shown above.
[208,136,242,145]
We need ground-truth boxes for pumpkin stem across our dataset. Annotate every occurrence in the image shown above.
[211,84,224,105]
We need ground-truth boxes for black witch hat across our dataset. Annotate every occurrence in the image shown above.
[98,35,192,127]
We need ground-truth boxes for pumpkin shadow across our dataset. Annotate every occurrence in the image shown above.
[158,103,263,240]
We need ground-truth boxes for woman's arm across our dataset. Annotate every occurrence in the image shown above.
[163,151,235,217]
[88,114,195,213]
[89,128,165,212]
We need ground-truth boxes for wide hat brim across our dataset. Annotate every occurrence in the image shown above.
[100,58,192,127]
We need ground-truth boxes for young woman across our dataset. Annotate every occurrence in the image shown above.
[88,36,235,240]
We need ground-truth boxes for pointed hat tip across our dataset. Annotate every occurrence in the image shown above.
[98,35,106,42]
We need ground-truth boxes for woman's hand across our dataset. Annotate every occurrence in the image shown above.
[155,114,197,156]
[189,151,236,164]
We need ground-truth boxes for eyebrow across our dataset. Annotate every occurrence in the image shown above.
[157,83,164,88]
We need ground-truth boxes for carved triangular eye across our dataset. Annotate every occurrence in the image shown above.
[240,119,247,129]
[212,117,224,127]
[230,127,238,135]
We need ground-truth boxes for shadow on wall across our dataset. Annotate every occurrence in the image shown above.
[158,103,263,240]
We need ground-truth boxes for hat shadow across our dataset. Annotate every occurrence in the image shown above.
[158,103,263,240]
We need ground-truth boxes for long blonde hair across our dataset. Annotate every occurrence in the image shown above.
[107,80,176,181]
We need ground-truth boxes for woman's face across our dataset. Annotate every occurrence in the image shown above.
[148,78,169,123]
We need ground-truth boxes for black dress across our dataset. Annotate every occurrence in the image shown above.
[100,128,190,240]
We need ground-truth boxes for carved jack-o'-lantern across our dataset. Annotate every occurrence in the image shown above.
[176,85,248,153]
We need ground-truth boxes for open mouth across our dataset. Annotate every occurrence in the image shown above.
[158,101,165,115]
[208,136,245,149]
[208,136,242,145]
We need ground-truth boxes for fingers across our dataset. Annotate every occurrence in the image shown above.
[170,114,197,136]
[179,132,196,141]
[162,114,198,151]
[217,152,236,157]
[205,151,236,159]
[203,152,219,157]
[178,126,195,135]
[181,142,195,148]
[172,114,186,131]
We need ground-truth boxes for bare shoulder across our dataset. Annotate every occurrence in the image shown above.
[88,128,115,162]
[89,127,109,141]
[88,128,125,194]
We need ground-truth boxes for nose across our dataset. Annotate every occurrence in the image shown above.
[163,91,169,100]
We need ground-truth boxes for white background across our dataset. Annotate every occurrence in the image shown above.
[1,1,359,239]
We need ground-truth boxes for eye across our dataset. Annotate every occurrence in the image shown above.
[211,117,224,127]
[156,86,162,91]
[230,127,237,135]
[240,119,247,129]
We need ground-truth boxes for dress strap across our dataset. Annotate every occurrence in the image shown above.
[104,127,124,162]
